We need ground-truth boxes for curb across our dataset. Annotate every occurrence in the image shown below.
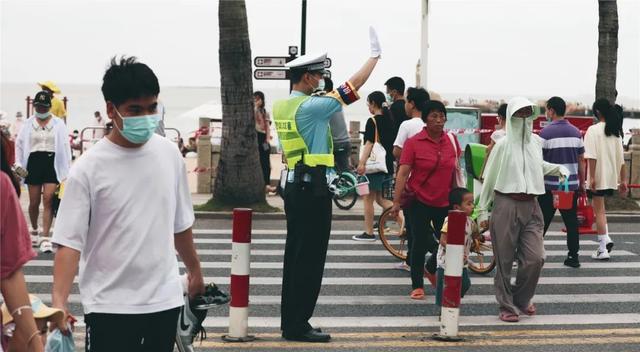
[194,211,640,223]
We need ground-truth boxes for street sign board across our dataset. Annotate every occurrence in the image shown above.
[254,56,289,67]
[254,69,288,80]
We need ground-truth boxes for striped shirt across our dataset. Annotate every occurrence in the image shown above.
[539,119,585,191]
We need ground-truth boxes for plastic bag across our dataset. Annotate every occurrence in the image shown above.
[45,328,75,352]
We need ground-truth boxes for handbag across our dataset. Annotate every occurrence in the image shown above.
[364,117,388,174]
[447,132,466,188]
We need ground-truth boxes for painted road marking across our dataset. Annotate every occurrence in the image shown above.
[190,249,639,257]
[188,238,602,246]
[24,275,640,285]
[22,260,640,270]
[31,293,640,306]
[193,229,638,236]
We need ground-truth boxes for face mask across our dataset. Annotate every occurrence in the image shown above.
[35,112,50,120]
[113,108,159,144]
[317,78,325,92]
[386,94,393,104]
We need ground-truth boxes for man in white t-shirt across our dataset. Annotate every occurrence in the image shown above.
[392,87,430,160]
[51,56,205,352]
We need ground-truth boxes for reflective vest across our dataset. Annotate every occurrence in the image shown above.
[273,96,334,169]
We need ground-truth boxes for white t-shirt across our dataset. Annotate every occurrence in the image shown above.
[393,117,424,148]
[52,134,194,314]
[583,122,625,190]
[436,216,477,269]
[490,129,506,143]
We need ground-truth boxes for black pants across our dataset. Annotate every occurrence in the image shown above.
[257,132,271,185]
[85,307,180,352]
[281,181,332,334]
[538,190,580,257]
[333,141,352,173]
[408,201,448,289]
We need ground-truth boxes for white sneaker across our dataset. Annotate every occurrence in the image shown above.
[393,262,410,272]
[30,229,40,247]
[39,239,53,253]
[591,248,610,260]
[605,239,614,253]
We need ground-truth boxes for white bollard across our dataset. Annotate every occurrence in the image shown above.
[222,208,255,342]
[433,210,466,342]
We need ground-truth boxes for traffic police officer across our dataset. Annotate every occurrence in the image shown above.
[274,27,382,343]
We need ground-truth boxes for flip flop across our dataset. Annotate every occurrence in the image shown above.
[410,288,425,300]
[499,310,519,322]
[521,304,536,316]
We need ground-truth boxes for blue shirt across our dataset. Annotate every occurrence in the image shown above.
[539,119,585,191]
[291,90,342,155]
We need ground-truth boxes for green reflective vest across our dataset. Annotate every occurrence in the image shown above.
[273,96,334,169]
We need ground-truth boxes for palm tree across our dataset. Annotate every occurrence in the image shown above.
[595,0,618,103]
[213,0,264,204]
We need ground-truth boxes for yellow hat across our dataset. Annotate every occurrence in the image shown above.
[1,294,64,325]
[37,81,61,94]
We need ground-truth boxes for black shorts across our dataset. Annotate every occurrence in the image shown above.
[587,189,615,197]
[85,307,180,352]
[25,151,58,185]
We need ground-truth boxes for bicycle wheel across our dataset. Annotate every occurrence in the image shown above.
[332,174,358,210]
[378,207,407,261]
[467,231,496,275]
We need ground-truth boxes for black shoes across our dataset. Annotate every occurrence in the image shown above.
[563,255,581,268]
[282,329,331,343]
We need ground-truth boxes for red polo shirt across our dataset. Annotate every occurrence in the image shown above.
[399,129,461,207]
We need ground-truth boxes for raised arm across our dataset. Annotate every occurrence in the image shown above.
[348,27,381,91]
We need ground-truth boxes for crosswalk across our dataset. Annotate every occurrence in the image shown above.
[21,226,640,350]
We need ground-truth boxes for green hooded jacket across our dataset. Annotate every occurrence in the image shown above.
[478,97,570,223]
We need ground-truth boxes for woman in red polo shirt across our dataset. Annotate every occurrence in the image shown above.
[391,100,461,300]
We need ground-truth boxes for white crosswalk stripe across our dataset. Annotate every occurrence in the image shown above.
[23,225,640,344]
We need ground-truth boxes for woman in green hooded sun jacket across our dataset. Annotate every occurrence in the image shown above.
[478,97,570,323]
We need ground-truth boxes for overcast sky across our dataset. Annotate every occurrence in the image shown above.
[1,0,639,107]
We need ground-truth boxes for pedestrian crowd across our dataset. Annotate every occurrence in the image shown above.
[0,26,630,351]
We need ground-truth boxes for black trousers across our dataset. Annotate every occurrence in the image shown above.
[85,307,180,352]
[257,132,271,185]
[407,201,448,289]
[332,141,352,173]
[538,190,580,257]
[281,181,332,334]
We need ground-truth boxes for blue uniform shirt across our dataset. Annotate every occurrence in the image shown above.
[291,90,342,155]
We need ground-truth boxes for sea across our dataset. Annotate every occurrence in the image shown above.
[0,83,372,141]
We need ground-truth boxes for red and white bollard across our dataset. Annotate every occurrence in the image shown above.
[433,210,466,342]
[222,208,255,342]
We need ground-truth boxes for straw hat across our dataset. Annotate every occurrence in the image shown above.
[37,81,61,94]
[1,294,64,325]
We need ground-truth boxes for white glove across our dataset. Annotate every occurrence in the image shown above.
[369,26,381,58]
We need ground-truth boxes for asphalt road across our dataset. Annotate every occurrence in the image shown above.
[22,216,640,352]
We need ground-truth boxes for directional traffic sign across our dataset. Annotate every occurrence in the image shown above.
[254,69,288,80]
[254,56,289,67]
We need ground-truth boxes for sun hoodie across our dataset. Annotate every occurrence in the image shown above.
[477,97,570,223]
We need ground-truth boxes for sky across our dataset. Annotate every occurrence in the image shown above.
[1,0,639,107]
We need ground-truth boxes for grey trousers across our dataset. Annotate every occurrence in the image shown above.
[490,192,545,315]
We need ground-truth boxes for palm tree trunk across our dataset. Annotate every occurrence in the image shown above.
[214,0,264,204]
[595,0,618,103]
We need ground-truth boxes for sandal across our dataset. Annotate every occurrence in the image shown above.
[499,310,519,322]
[410,288,425,300]
[520,304,536,316]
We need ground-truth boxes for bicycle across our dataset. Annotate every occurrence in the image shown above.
[377,181,495,274]
[377,178,410,260]
[329,171,367,210]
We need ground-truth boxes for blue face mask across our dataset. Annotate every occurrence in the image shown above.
[35,111,50,120]
[114,108,159,144]
[317,78,325,92]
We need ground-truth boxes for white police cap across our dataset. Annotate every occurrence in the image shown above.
[285,52,328,73]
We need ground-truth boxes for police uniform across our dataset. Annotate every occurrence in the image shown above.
[273,53,359,340]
